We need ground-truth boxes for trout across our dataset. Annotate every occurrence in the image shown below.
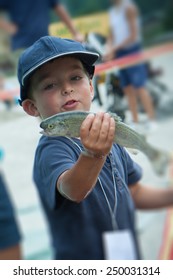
[40,110,171,175]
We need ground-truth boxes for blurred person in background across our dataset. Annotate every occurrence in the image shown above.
[0,73,14,109]
[104,0,157,132]
[0,0,84,51]
[0,148,22,260]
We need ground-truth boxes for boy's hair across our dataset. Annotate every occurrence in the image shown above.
[17,36,99,106]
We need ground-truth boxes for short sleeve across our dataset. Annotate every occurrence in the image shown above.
[33,137,79,210]
[112,144,143,186]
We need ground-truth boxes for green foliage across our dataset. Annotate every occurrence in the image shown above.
[63,0,109,17]
[163,2,173,31]
[62,0,170,17]
[135,0,170,15]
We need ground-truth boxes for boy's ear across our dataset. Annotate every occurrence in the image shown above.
[22,99,40,117]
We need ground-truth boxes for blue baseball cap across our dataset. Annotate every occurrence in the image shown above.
[17,36,99,105]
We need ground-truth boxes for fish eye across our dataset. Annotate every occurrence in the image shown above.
[48,124,54,129]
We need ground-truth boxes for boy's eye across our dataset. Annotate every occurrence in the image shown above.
[71,76,82,81]
[44,83,57,90]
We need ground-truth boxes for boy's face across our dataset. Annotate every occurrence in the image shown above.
[22,56,94,119]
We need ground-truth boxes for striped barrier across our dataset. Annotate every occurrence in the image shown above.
[95,42,173,74]
[0,88,19,101]
[0,42,172,102]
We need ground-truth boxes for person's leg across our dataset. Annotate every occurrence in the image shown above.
[124,62,155,123]
[123,85,139,123]
[136,86,155,120]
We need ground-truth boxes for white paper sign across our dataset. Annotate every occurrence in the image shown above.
[103,229,137,260]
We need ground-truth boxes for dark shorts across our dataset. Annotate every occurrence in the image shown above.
[0,173,21,250]
[116,44,148,88]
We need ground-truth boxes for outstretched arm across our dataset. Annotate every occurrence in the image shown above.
[57,112,115,202]
[54,4,84,42]
[130,182,173,210]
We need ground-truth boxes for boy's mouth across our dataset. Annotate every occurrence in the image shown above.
[62,99,78,109]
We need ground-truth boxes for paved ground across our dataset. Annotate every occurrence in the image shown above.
[0,52,173,260]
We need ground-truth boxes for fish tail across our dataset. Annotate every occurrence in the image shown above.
[151,150,171,176]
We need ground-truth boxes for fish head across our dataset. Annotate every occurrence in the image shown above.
[40,117,70,137]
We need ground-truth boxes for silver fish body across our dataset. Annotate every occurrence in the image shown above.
[40,111,170,175]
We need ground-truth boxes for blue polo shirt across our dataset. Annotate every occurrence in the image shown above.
[0,0,60,50]
[33,136,142,260]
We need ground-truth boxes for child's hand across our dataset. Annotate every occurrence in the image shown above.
[80,112,115,158]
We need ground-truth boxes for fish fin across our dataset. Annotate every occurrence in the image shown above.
[107,111,122,122]
[151,151,171,176]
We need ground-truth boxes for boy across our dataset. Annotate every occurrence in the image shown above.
[18,36,173,260]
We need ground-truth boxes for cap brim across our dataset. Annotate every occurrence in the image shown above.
[22,51,99,86]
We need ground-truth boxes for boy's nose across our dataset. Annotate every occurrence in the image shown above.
[62,88,74,96]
